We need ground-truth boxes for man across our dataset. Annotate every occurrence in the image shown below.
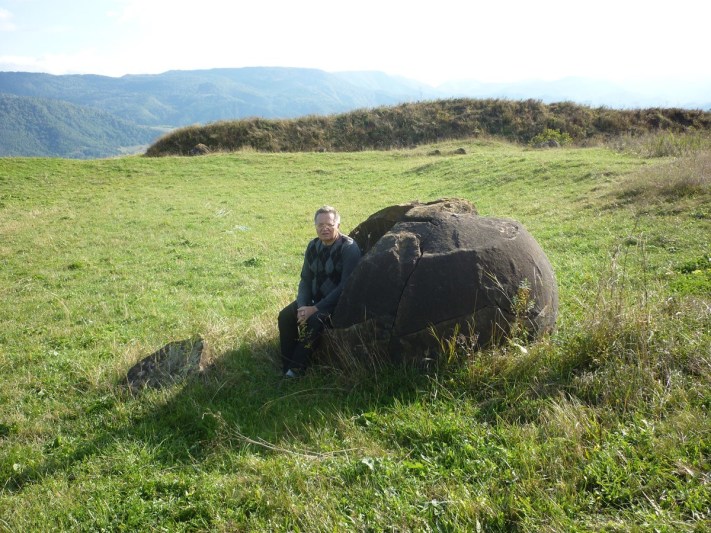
[278,206,361,377]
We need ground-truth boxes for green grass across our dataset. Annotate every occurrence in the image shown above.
[1,137,709,531]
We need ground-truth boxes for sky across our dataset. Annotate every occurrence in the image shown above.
[1,0,710,87]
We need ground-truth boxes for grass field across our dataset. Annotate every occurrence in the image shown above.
[1,136,709,531]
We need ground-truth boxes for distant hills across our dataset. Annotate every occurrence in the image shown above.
[1,67,710,159]
[0,68,432,126]
[0,94,160,158]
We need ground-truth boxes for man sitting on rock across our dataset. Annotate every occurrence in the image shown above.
[278,206,361,377]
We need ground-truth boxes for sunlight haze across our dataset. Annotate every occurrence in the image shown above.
[1,0,709,87]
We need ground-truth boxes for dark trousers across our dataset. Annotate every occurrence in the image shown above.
[278,301,331,373]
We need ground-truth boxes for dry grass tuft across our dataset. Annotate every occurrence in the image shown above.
[617,150,710,212]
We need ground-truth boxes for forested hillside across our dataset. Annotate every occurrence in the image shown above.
[0,94,160,158]
[0,68,428,127]
[0,68,434,158]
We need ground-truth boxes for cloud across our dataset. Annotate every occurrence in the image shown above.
[0,8,16,31]
[0,55,44,72]
[0,49,106,75]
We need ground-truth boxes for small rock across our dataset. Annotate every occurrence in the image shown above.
[126,337,205,391]
[189,143,211,156]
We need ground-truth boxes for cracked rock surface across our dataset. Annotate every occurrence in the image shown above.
[324,198,558,364]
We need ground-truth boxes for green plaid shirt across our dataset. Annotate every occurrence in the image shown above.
[297,235,361,314]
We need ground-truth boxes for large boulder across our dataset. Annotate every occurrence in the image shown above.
[322,199,558,365]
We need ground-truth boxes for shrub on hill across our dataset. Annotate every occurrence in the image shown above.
[145,98,711,156]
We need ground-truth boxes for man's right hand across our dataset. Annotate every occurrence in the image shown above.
[297,305,318,324]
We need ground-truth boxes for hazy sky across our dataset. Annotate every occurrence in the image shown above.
[1,0,709,86]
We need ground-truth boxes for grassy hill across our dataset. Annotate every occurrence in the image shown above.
[0,134,708,530]
[146,98,711,156]
[0,94,161,158]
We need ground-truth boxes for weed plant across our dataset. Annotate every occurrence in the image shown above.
[0,135,709,531]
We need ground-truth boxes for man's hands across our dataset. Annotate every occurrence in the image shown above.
[297,305,318,324]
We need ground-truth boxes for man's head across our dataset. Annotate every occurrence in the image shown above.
[314,205,341,245]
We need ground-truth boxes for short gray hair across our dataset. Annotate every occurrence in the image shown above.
[314,205,340,225]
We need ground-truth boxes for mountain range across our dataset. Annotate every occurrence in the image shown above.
[1,67,710,159]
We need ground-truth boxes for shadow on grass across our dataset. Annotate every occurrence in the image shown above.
[135,337,428,464]
[5,337,428,491]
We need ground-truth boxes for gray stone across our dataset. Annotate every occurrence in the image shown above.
[190,143,210,156]
[536,139,560,149]
[322,199,558,365]
[126,337,205,391]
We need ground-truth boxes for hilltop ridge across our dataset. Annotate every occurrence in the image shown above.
[146,98,711,157]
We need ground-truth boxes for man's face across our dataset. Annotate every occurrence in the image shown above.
[315,212,340,245]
